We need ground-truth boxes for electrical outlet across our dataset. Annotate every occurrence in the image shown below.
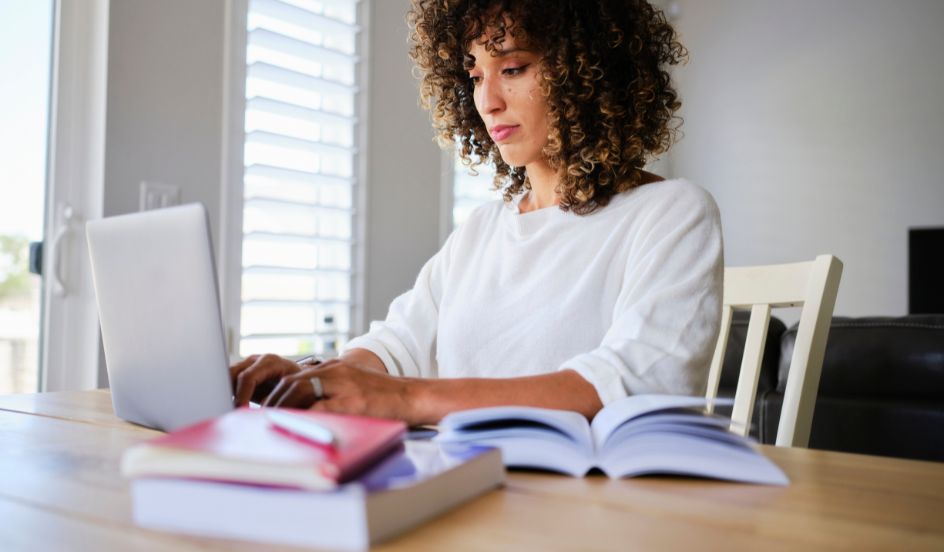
[139,181,180,211]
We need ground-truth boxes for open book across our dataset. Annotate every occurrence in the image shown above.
[434,395,788,485]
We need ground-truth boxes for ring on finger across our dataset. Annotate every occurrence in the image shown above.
[297,355,324,367]
[310,377,324,400]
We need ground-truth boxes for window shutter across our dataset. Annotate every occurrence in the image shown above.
[452,152,500,228]
[240,0,360,358]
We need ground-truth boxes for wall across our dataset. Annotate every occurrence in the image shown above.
[103,0,226,247]
[362,0,443,323]
[669,0,944,319]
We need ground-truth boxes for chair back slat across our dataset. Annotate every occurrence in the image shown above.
[705,305,733,414]
[729,304,771,435]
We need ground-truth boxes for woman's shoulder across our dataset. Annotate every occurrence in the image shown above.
[624,177,713,203]
[609,177,719,216]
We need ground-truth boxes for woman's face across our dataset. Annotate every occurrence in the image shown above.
[467,35,549,169]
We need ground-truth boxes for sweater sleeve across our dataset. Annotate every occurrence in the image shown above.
[559,187,724,404]
[341,234,454,378]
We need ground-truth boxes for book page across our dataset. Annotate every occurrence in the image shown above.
[589,395,729,449]
[438,406,594,452]
[597,432,788,485]
[605,416,741,449]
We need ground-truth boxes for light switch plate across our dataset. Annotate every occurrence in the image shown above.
[139,181,180,211]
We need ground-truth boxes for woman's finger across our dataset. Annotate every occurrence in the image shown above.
[228,355,260,392]
[265,365,336,408]
[310,398,338,413]
[261,373,299,408]
[297,365,338,398]
[234,356,288,407]
[273,378,318,409]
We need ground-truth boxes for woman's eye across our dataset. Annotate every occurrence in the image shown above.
[469,63,529,85]
[503,64,530,76]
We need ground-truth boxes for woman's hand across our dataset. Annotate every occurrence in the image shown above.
[262,358,421,425]
[230,354,313,407]
[230,349,602,426]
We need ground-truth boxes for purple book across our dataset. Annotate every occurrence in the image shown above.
[130,440,504,551]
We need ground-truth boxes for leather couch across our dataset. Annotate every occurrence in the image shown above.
[716,313,944,462]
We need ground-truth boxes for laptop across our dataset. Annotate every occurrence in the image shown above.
[86,203,234,431]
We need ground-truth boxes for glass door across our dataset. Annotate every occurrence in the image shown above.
[0,0,54,393]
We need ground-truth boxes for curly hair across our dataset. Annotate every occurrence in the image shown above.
[408,0,687,215]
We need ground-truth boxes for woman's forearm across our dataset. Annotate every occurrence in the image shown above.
[338,348,388,373]
[336,349,604,424]
[407,370,604,425]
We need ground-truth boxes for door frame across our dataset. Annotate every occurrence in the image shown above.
[39,0,109,391]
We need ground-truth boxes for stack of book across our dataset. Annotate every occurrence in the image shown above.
[123,395,788,549]
[122,408,504,550]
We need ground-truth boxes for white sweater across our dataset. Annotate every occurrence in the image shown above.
[344,178,723,404]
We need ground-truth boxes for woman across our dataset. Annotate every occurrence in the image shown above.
[231,0,722,425]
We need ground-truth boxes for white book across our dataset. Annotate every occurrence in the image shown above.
[131,440,504,550]
[435,395,788,485]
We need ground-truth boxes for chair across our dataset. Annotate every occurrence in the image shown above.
[705,254,843,447]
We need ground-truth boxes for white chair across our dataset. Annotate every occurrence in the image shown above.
[705,254,843,448]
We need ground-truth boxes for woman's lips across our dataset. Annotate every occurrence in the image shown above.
[490,125,519,142]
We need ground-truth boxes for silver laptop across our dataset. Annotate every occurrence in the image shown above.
[86,203,233,431]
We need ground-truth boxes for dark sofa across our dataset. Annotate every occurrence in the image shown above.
[717,313,944,462]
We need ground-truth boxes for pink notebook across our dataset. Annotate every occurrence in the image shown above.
[121,408,407,490]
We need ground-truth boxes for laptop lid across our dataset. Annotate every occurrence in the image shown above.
[86,203,233,431]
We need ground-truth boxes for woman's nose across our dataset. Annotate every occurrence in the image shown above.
[476,77,505,115]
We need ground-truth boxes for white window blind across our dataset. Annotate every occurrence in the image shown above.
[240,0,360,358]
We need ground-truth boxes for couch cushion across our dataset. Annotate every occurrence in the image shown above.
[717,310,786,395]
[778,315,944,399]
[762,393,944,462]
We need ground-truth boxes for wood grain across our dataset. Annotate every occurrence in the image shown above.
[0,389,139,429]
[0,390,941,551]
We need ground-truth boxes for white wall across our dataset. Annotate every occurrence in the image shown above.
[363,0,443,323]
[104,0,226,247]
[669,0,944,319]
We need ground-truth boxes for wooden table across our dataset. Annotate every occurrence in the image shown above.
[1,390,942,551]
